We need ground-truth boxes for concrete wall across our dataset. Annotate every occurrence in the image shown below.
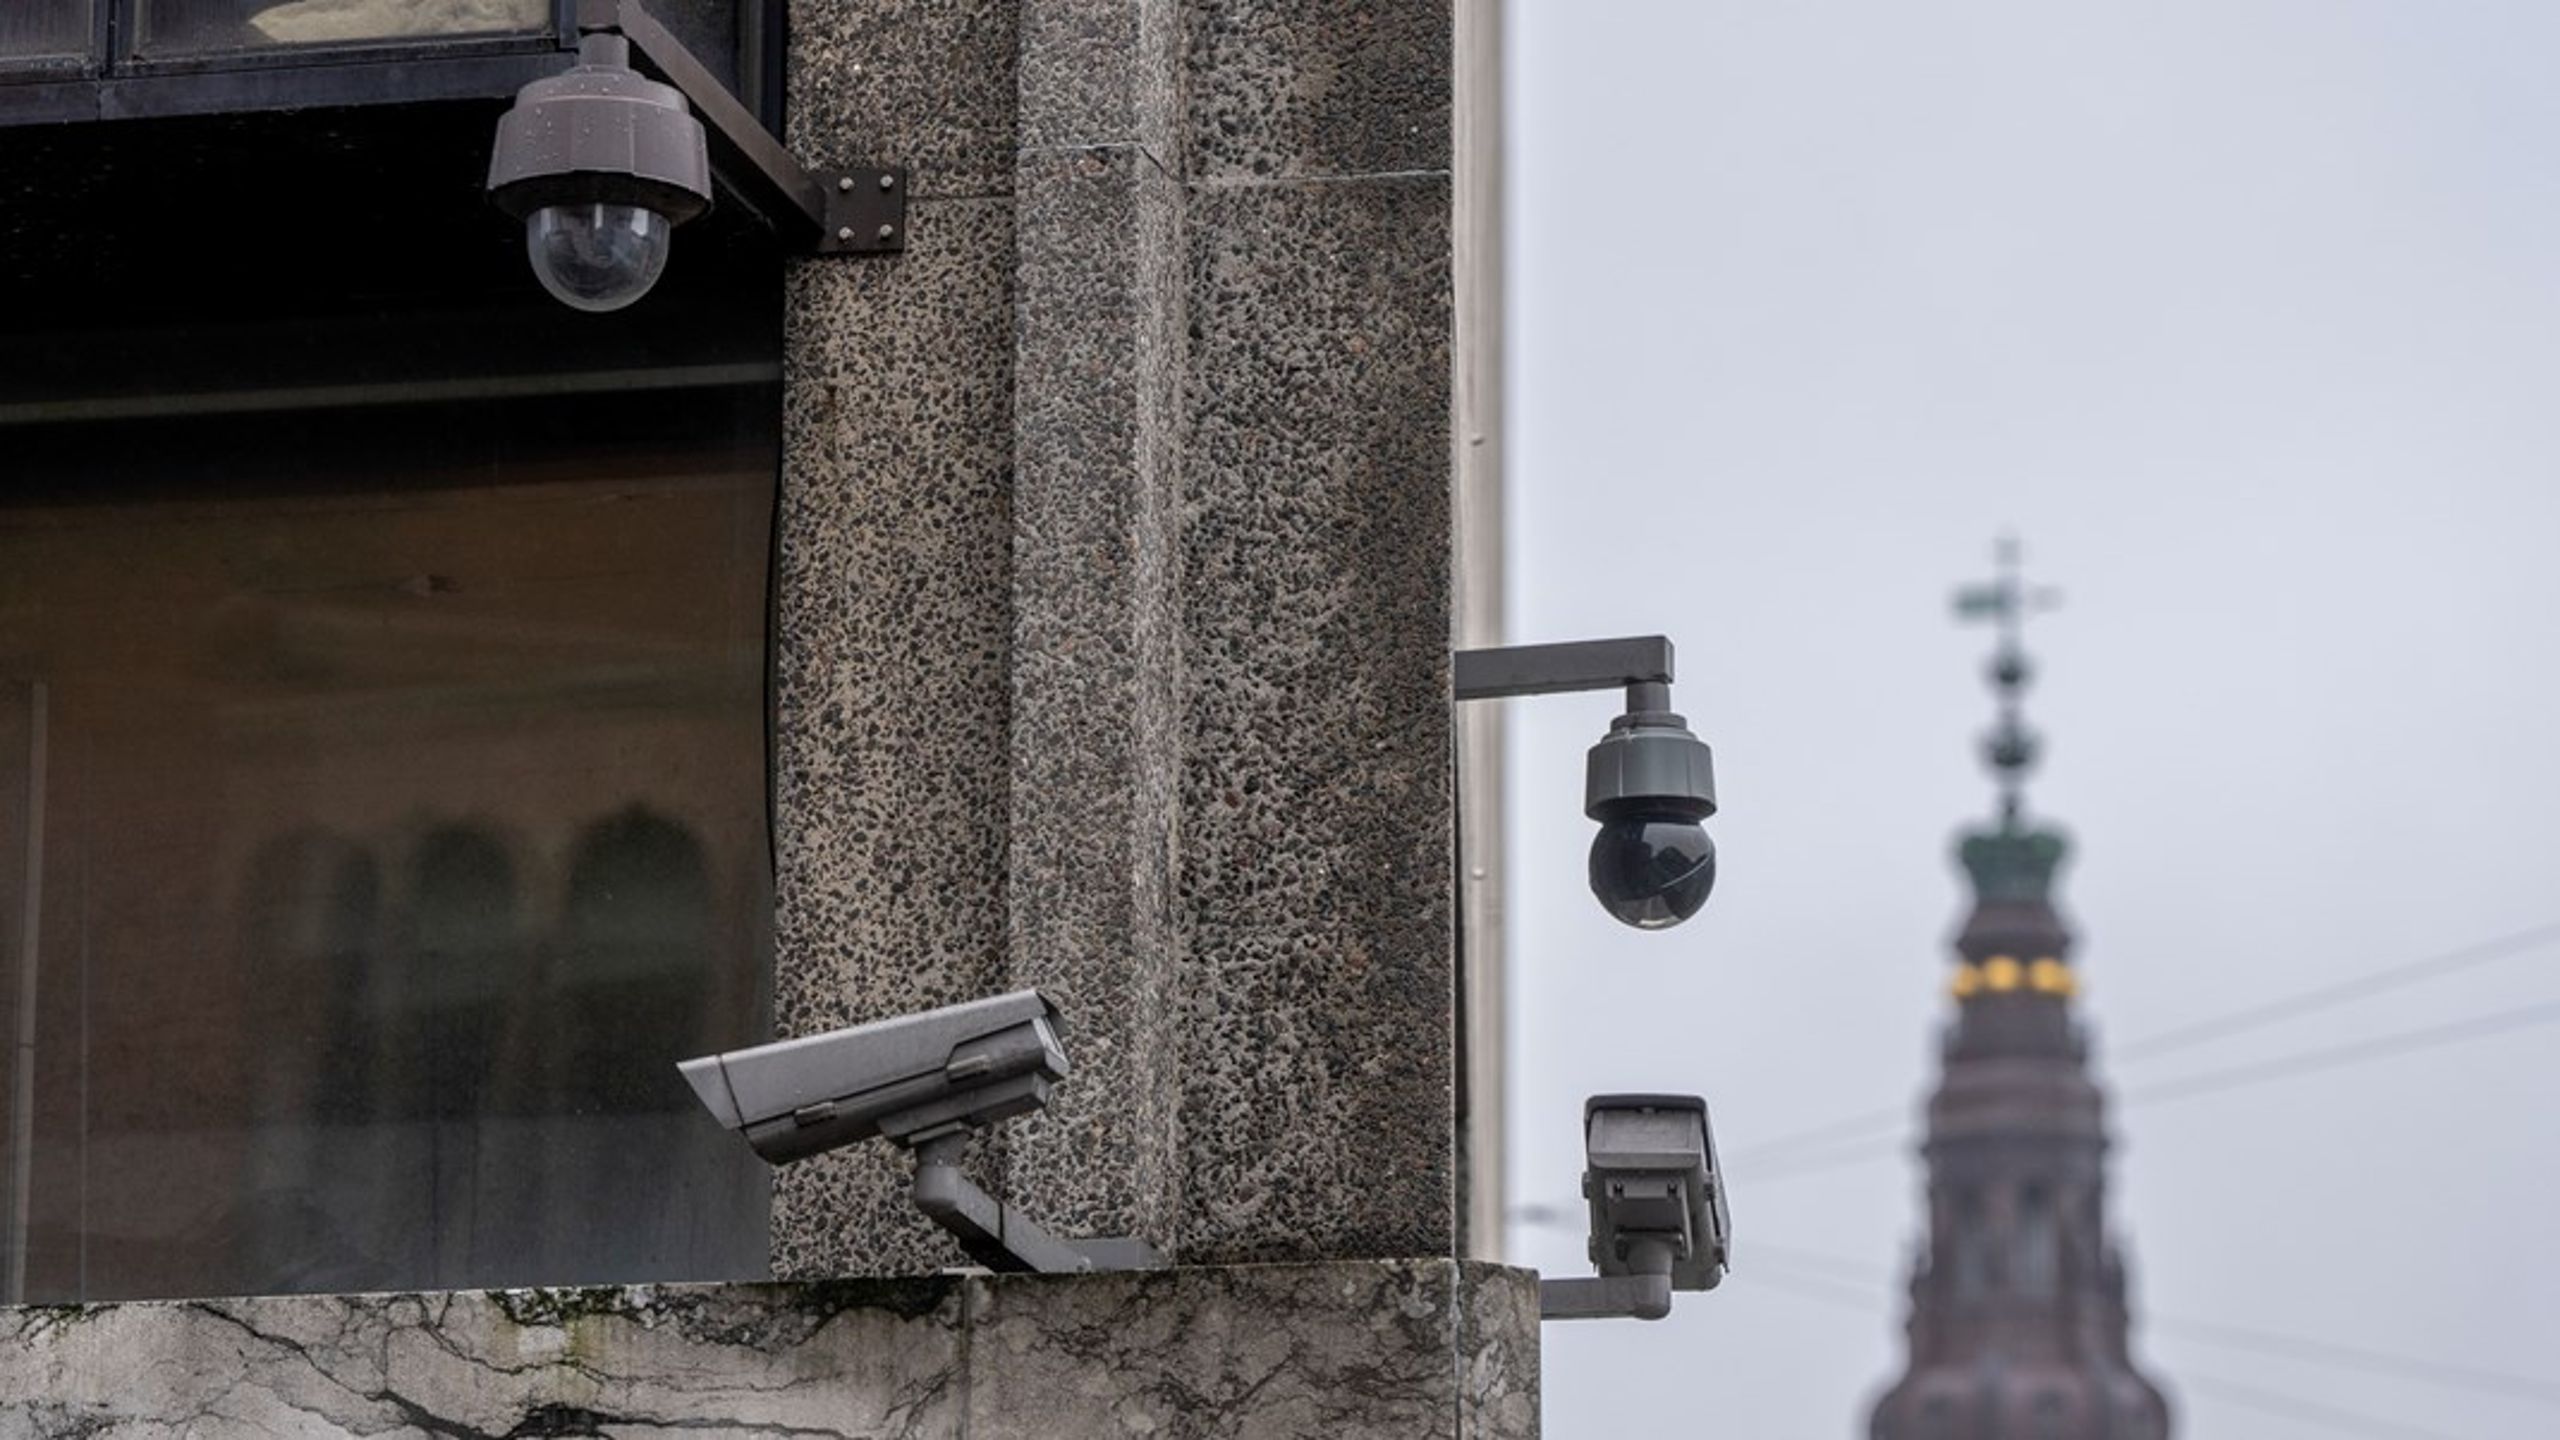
[771,0,1459,1274]
[0,1261,1537,1439]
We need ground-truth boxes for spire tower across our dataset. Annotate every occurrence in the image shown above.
[1867,539,2172,1439]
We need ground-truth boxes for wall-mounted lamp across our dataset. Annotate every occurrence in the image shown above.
[1455,635,1718,929]
[487,0,904,312]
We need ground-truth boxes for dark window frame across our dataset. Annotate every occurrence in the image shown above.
[0,1,781,129]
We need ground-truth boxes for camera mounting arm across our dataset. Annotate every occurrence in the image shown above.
[572,0,904,254]
[1539,1241,1676,1322]
[1453,635,1675,707]
[909,1134,1166,1275]
[1455,636,1720,928]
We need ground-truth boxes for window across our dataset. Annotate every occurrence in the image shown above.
[0,3,765,130]
[1949,1185,1991,1298]
[2015,1182,2058,1297]
[0,96,783,1302]
[0,5,92,66]
[139,1,551,56]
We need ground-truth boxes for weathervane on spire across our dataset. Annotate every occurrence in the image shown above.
[1954,535,2062,828]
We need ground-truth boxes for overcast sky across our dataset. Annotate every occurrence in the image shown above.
[1502,4,2560,1436]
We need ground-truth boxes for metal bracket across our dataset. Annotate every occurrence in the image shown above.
[580,0,905,255]
[815,168,908,254]
[910,1136,1167,1275]
[1454,636,1675,703]
[1538,1272,1673,1322]
[1539,1232,1682,1322]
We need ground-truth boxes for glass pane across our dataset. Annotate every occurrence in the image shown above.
[140,0,551,55]
[0,384,776,1301]
[0,2,92,63]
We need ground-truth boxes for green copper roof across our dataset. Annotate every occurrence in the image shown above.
[1956,819,2069,906]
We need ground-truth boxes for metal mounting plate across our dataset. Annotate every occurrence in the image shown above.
[814,166,908,254]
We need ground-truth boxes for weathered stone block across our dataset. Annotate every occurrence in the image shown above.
[1178,172,1456,1263]
[0,1262,1537,1438]
[966,1261,1540,1437]
[1184,0,1452,180]
[773,194,1020,1278]
[1019,0,1183,160]
[790,0,1022,198]
[1006,143,1189,1250]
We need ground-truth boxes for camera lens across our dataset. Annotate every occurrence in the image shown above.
[1588,816,1716,930]
[526,202,675,313]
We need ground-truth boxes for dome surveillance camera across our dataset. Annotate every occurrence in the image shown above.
[1587,809,1716,930]
[525,201,679,313]
[487,32,711,313]
[1584,685,1718,930]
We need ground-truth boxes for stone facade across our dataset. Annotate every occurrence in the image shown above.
[3,0,1504,1431]
[773,0,1458,1275]
[0,1261,1537,1439]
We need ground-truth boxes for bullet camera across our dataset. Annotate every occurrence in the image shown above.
[679,990,1162,1274]
[1454,636,1720,929]
[679,989,1066,1164]
[1539,1094,1730,1321]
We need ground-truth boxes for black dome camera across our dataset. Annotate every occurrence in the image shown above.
[1584,683,1718,929]
[1454,635,1721,930]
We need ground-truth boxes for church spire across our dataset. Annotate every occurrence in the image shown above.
[1949,537,2075,1005]
[1866,540,2173,1440]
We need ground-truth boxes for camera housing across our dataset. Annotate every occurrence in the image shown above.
[1541,1093,1730,1322]
[1453,637,1721,930]
[486,33,712,313]
[679,989,1066,1164]
[1584,684,1718,929]
[679,990,1161,1274]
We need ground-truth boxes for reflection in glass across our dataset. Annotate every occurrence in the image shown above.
[140,0,548,55]
[0,3,92,63]
[0,386,775,1301]
[233,832,385,1291]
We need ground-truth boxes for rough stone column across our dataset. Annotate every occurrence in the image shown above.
[772,0,1456,1273]
[771,0,1025,1276]
[1002,0,1190,1251]
[1175,2,1457,1262]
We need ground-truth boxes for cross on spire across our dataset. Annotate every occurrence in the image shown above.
[1953,534,2062,826]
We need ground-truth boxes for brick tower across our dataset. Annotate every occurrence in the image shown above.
[1867,543,2172,1439]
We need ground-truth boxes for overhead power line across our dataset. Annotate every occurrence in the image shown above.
[2122,998,2560,1107]
[1728,1107,1908,1166]
[1746,1137,1904,1181]
[1743,1263,1895,1314]
[2111,919,2560,1065]
[2178,1373,2459,1440]
[1731,919,2560,1165]
[1744,1271,2474,1440]
[2150,1316,2560,1410]
[1732,994,2560,1183]
[1738,1241,2560,1412]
